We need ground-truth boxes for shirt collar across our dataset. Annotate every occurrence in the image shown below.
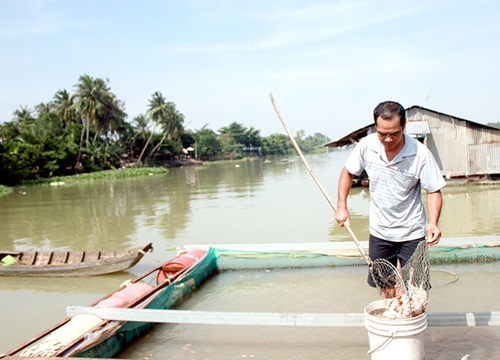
[369,133,417,163]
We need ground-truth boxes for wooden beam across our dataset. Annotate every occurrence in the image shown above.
[67,306,500,328]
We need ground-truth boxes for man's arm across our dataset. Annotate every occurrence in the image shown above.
[335,167,354,227]
[426,190,443,245]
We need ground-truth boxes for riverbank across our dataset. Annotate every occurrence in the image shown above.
[0,185,13,197]
[11,167,168,189]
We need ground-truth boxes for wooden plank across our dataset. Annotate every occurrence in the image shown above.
[67,251,84,264]
[67,306,500,328]
[23,251,36,265]
[35,251,51,266]
[84,251,99,262]
[50,251,67,264]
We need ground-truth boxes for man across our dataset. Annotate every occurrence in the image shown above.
[334,101,445,289]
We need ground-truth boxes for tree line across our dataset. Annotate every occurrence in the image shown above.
[0,75,330,186]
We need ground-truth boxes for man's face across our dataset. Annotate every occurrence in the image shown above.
[376,116,405,152]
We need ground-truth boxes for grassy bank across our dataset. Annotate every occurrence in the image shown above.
[0,185,14,196]
[20,167,168,187]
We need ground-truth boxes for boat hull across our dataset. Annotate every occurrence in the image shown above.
[0,243,153,277]
[74,248,217,358]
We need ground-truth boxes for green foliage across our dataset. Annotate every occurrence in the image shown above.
[296,132,331,153]
[189,126,222,160]
[261,133,292,156]
[0,185,13,196]
[217,122,263,158]
[0,74,329,185]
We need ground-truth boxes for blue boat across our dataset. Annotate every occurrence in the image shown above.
[3,248,218,359]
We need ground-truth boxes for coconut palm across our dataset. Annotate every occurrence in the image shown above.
[148,102,184,156]
[146,91,185,158]
[135,112,156,164]
[131,114,151,154]
[135,92,168,164]
[34,102,52,117]
[12,106,34,125]
[73,75,110,145]
[52,89,77,128]
[73,75,116,167]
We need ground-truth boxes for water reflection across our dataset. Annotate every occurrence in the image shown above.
[1,154,499,253]
[0,151,499,355]
[438,185,500,237]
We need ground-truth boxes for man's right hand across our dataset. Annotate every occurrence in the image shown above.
[334,206,351,227]
[336,167,354,228]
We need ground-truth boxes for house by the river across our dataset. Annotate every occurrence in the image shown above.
[325,106,500,182]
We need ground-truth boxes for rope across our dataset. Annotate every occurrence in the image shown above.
[430,268,460,286]
[138,249,164,264]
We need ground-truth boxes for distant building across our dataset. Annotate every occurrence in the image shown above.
[325,106,500,179]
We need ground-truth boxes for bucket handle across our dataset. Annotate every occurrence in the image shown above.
[367,331,396,355]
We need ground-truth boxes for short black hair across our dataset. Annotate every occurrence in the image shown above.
[373,101,406,128]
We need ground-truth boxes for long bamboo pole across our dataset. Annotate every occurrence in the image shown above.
[269,93,372,265]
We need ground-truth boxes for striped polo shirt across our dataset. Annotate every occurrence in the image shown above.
[345,133,446,241]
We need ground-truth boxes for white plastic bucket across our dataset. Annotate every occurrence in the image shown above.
[364,300,427,360]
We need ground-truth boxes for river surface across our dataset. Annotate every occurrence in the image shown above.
[1,150,499,359]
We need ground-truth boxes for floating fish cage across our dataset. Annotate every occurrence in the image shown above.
[13,236,498,360]
[187,236,500,271]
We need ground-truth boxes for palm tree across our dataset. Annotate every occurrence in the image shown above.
[128,114,150,160]
[145,91,185,158]
[93,96,126,143]
[12,106,34,125]
[52,89,77,128]
[73,75,113,167]
[74,75,110,146]
[34,102,52,117]
[136,112,156,164]
[148,100,185,156]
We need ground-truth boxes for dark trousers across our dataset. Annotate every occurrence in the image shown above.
[367,234,425,287]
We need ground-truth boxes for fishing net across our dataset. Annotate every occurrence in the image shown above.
[401,240,431,291]
[209,239,500,270]
[369,258,407,299]
[370,241,430,318]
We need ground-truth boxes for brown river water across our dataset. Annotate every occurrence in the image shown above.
[1,151,499,359]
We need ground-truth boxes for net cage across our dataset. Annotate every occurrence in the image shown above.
[58,240,499,358]
[187,236,500,272]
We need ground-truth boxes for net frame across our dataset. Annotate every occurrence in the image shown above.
[369,240,431,318]
[369,258,408,299]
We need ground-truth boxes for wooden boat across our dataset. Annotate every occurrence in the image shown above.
[2,248,216,359]
[0,243,154,277]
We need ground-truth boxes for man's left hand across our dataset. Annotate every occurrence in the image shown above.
[426,223,441,245]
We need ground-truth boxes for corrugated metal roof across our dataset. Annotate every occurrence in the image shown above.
[323,124,374,147]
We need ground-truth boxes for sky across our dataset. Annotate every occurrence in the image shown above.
[1,0,499,140]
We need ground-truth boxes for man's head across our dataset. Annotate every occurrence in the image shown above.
[373,101,406,152]
[373,101,406,128]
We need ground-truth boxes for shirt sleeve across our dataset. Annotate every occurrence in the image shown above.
[344,141,366,176]
[420,150,446,192]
